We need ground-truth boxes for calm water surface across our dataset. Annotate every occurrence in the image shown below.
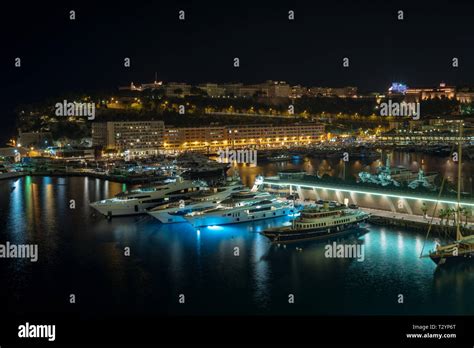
[1,154,473,318]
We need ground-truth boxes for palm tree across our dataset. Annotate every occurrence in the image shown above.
[445,208,453,227]
[449,208,457,227]
[461,208,471,227]
[444,209,449,226]
[421,203,428,220]
[438,209,447,226]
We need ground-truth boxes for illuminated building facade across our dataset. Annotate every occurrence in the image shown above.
[405,82,456,102]
[92,121,165,155]
[226,124,324,148]
[388,82,408,95]
[198,83,226,97]
[93,122,324,153]
[162,123,325,151]
[164,126,228,150]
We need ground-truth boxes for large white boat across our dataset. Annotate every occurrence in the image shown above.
[89,177,207,217]
[147,178,245,223]
[261,203,370,243]
[183,191,295,227]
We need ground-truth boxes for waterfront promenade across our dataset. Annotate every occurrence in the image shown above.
[363,207,474,234]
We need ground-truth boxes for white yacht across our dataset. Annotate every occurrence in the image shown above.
[89,177,207,217]
[183,191,294,227]
[147,178,245,223]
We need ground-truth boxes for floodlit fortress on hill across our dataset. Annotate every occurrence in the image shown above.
[91,121,325,155]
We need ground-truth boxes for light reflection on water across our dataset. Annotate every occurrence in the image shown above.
[0,173,473,317]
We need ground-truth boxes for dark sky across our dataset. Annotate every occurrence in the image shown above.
[2,0,474,142]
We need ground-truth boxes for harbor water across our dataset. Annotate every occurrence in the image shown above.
[1,174,474,318]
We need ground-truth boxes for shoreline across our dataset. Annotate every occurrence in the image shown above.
[0,171,158,184]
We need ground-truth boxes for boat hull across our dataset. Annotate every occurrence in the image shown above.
[148,211,188,223]
[429,252,474,266]
[148,198,230,223]
[182,164,230,179]
[262,221,369,244]
[89,201,158,216]
[185,206,294,227]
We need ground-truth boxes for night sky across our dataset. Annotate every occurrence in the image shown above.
[2,0,474,142]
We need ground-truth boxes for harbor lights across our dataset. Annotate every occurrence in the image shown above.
[262,180,474,208]
[207,225,223,230]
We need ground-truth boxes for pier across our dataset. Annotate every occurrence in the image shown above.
[363,207,473,234]
[263,177,474,222]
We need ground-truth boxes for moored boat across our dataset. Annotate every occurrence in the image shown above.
[147,177,245,223]
[425,123,474,266]
[89,177,207,217]
[261,203,370,243]
[184,191,295,227]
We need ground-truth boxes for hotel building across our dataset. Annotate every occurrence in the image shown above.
[164,126,228,150]
[163,123,325,151]
[226,123,324,148]
[93,121,324,154]
[92,121,165,156]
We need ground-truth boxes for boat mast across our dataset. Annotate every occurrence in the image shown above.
[456,122,463,241]
[419,125,460,258]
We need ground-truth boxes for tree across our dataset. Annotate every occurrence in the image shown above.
[461,207,471,227]
[421,203,428,219]
[448,208,458,228]
[466,209,472,226]
[445,209,453,227]
[438,209,447,226]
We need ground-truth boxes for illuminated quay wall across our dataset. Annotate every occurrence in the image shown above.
[263,178,474,221]
[377,133,471,145]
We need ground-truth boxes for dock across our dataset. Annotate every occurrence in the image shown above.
[292,199,473,235]
[363,207,474,234]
